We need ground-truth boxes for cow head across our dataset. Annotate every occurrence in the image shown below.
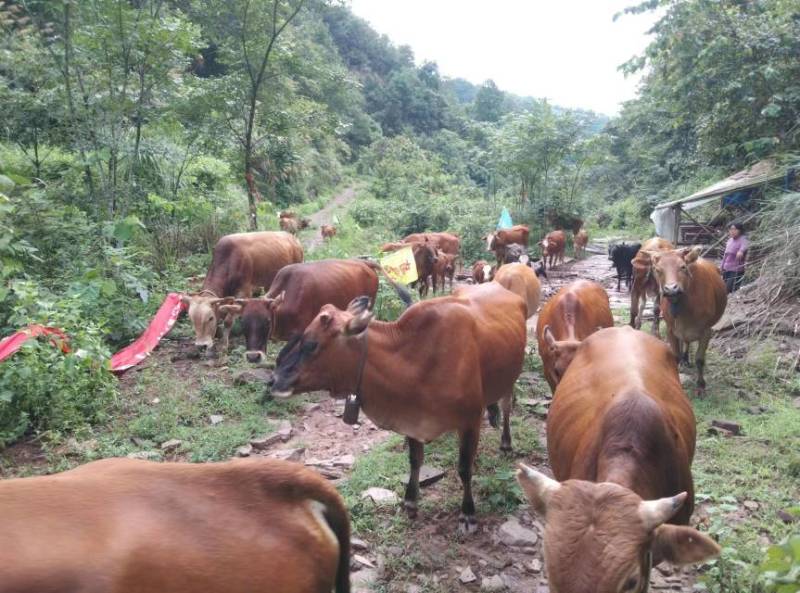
[270,296,372,398]
[650,247,701,302]
[485,233,497,251]
[181,295,233,349]
[218,292,285,363]
[517,465,719,593]
[542,325,582,385]
[539,237,551,255]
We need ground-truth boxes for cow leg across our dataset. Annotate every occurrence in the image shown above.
[221,313,235,353]
[500,393,513,452]
[457,425,480,534]
[651,299,661,338]
[695,332,711,393]
[667,328,681,361]
[403,437,424,518]
[630,287,640,328]
[486,403,500,428]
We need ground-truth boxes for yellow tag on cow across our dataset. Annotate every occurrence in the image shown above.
[380,246,418,284]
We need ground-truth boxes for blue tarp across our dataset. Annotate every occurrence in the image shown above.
[497,207,513,229]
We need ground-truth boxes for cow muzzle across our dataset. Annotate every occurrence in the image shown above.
[268,371,296,399]
[245,350,264,364]
[662,284,683,300]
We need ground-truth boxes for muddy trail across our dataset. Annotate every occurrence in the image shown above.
[302,185,358,251]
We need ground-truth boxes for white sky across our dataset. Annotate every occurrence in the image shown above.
[347,0,660,115]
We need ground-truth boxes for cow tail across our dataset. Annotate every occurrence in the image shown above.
[323,495,351,593]
[365,261,412,309]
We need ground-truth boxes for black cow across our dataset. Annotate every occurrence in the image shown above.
[608,242,642,291]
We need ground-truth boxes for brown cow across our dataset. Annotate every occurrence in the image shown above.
[0,457,350,593]
[517,327,720,593]
[573,228,589,259]
[539,230,566,270]
[219,259,410,363]
[270,283,527,532]
[321,224,337,240]
[278,211,309,235]
[431,250,457,293]
[650,247,727,391]
[536,280,613,391]
[182,232,303,352]
[630,237,675,336]
[486,225,530,266]
[402,232,460,256]
[493,262,541,319]
[472,260,495,284]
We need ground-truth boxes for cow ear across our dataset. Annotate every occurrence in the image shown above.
[543,325,556,348]
[516,464,560,517]
[652,524,720,566]
[319,311,333,329]
[684,246,702,263]
[180,294,193,306]
[266,290,285,309]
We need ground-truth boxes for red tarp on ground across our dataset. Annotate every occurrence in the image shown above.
[0,325,70,363]
[0,293,187,373]
[110,292,187,373]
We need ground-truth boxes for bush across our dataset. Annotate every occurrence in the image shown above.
[0,328,117,447]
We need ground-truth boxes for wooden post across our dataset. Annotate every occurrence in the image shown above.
[672,205,681,245]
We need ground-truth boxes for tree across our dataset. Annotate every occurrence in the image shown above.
[474,79,506,123]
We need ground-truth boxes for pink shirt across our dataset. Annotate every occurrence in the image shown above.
[721,236,748,272]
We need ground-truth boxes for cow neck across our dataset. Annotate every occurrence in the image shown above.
[337,322,402,403]
[200,275,227,298]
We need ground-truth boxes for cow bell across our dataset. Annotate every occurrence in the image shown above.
[342,394,361,425]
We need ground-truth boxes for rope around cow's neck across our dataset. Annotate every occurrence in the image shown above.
[342,329,369,425]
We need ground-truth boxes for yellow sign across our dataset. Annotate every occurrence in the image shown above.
[380,246,418,284]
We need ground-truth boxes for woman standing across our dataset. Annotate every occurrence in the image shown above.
[721,222,748,293]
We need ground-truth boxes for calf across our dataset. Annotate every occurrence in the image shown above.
[432,250,456,293]
[270,283,527,532]
[182,231,303,352]
[539,230,566,270]
[486,225,530,266]
[536,280,613,391]
[573,228,589,258]
[630,237,674,336]
[608,241,642,291]
[493,262,541,319]
[321,224,337,240]
[219,259,409,363]
[650,247,727,391]
[0,458,350,593]
[472,260,495,284]
[518,327,719,593]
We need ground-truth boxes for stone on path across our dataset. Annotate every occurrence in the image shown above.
[498,518,539,547]
[481,574,506,591]
[209,414,224,425]
[361,487,399,505]
[403,465,445,487]
[160,439,182,452]
[236,444,253,457]
[127,450,161,460]
[459,566,477,584]
[267,448,305,462]
[711,419,742,435]
[233,368,273,386]
[277,420,293,442]
[250,433,282,450]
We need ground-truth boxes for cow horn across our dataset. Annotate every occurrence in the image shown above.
[638,492,687,531]
[516,464,560,515]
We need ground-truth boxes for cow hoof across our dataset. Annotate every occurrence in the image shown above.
[458,514,478,535]
[500,443,513,454]
[403,500,418,519]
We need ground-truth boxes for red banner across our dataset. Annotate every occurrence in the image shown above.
[0,293,187,374]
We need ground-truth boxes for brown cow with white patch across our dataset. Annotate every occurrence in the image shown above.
[486,225,530,266]
[472,260,495,284]
[219,259,410,363]
[182,231,303,352]
[402,232,460,256]
[573,228,589,259]
[269,283,527,533]
[0,458,350,593]
[518,327,720,593]
[630,237,674,336]
[493,262,541,319]
[539,230,566,270]
[650,246,727,392]
[321,224,337,240]
[536,280,613,391]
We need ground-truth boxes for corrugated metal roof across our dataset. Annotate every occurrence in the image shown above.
[654,160,787,210]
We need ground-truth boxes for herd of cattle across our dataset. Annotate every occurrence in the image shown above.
[0,223,729,593]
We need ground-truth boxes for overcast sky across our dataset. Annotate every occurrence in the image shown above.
[347,0,660,115]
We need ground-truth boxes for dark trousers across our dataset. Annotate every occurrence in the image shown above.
[723,270,744,293]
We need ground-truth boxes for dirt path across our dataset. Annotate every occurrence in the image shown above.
[302,185,358,251]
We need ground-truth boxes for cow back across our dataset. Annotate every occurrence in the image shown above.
[547,326,696,521]
[493,263,541,318]
[267,259,379,340]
